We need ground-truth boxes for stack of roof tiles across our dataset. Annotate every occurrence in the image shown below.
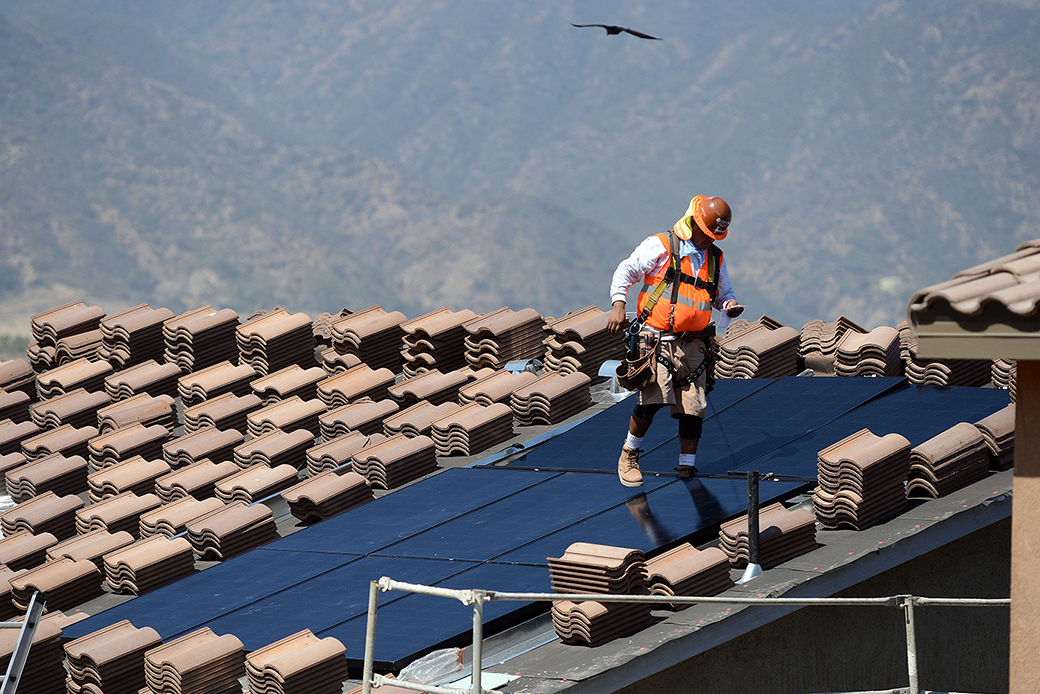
[183,392,262,434]
[351,434,438,489]
[139,496,226,538]
[247,396,326,438]
[164,427,243,468]
[907,422,990,498]
[185,501,278,560]
[104,360,182,401]
[282,470,374,523]
[0,613,65,694]
[31,388,111,430]
[178,361,257,407]
[431,402,514,456]
[64,619,163,694]
[98,304,175,369]
[896,320,992,387]
[155,459,240,502]
[812,428,911,531]
[798,316,866,374]
[548,542,654,647]
[245,629,349,694]
[143,628,245,694]
[88,423,170,473]
[511,371,593,425]
[0,530,55,571]
[237,308,315,376]
[318,346,362,375]
[1,418,40,455]
[28,302,106,373]
[10,557,104,612]
[75,491,162,538]
[87,455,172,503]
[215,463,299,503]
[330,306,407,374]
[23,423,96,461]
[6,452,89,502]
[833,325,903,377]
[317,364,396,406]
[163,305,240,374]
[305,432,384,476]
[1,359,37,401]
[104,535,196,595]
[388,368,480,407]
[542,306,626,378]
[46,528,134,568]
[718,503,818,568]
[0,388,32,424]
[320,398,399,438]
[37,358,113,399]
[53,329,105,366]
[715,319,800,379]
[975,403,1015,471]
[234,429,314,470]
[251,364,328,404]
[1,490,84,539]
[991,358,1016,391]
[463,307,547,370]
[645,544,734,606]
[458,369,539,406]
[401,308,478,378]
[98,393,178,434]
[0,567,24,620]
[382,401,460,438]
[0,451,26,486]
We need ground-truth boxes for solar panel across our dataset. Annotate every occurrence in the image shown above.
[493,377,776,473]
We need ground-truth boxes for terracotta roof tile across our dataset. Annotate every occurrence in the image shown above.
[551,599,655,647]
[388,368,479,407]
[245,628,348,694]
[37,358,113,399]
[462,307,547,370]
[88,423,169,473]
[10,556,103,612]
[163,305,240,374]
[75,491,162,538]
[907,422,990,498]
[163,427,244,468]
[236,308,315,376]
[0,418,42,456]
[0,389,32,424]
[246,396,326,438]
[317,364,395,406]
[898,321,993,387]
[458,369,539,406]
[233,429,314,470]
[431,402,514,456]
[185,501,278,560]
[281,469,374,523]
[319,398,400,438]
[87,455,171,503]
[305,432,385,475]
[183,392,263,434]
[382,401,461,438]
[330,305,407,373]
[0,603,66,692]
[401,308,479,377]
[97,393,178,435]
[30,387,111,430]
[22,422,97,461]
[716,320,800,379]
[0,490,84,539]
[250,364,328,405]
[103,359,182,401]
[317,346,363,375]
[155,459,241,503]
[139,496,226,538]
[31,301,106,344]
[46,528,135,569]
[0,359,36,399]
[97,304,175,369]
[103,535,196,595]
[215,463,299,504]
[53,329,104,367]
[177,360,258,407]
[350,433,437,489]
[0,451,27,486]
[646,544,734,607]
[719,504,818,569]
[548,542,648,594]
[64,619,163,694]
[144,627,245,693]
[6,452,89,502]
[974,403,1015,470]
[511,371,592,425]
[833,325,902,378]
[0,529,57,571]
[0,566,26,621]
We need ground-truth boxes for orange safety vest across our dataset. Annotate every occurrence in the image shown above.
[636,232,722,333]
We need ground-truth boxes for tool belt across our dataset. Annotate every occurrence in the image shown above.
[616,325,717,392]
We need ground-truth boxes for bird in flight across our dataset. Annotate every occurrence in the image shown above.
[571,23,662,40]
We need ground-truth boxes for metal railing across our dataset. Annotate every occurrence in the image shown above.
[360,578,1009,694]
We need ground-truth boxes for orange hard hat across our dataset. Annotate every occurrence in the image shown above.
[677,195,731,241]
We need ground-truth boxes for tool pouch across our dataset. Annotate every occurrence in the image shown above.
[616,338,656,391]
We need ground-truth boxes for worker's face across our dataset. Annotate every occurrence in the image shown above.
[689,222,714,250]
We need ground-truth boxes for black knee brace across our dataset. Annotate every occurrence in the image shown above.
[676,414,703,440]
[632,403,666,423]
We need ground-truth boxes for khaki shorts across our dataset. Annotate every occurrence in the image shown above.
[638,336,708,418]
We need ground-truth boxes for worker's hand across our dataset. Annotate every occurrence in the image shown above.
[607,301,628,336]
[724,300,744,318]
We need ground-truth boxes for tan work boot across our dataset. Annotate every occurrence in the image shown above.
[618,447,643,487]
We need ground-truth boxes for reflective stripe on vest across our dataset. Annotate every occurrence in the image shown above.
[635,234,722,333]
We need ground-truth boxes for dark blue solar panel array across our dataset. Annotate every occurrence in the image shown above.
[65,376,1010,670]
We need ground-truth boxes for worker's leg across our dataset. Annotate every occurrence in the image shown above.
[619,404,665,487]
[676,414,703,477]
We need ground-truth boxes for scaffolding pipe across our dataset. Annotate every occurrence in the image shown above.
[901,595,919,694]
[471,594,484,694]
[362,581,380,694]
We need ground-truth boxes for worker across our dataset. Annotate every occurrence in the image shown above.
[607,195,744,487]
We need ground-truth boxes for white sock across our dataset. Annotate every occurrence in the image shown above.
[625,433,643,450]
[679,453,697,468]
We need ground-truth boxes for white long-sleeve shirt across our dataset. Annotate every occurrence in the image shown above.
[610,235,739,332]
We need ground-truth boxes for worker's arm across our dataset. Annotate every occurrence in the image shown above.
[607,236,669,336]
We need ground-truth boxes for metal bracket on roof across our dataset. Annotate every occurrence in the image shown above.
[505,359,543,375]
